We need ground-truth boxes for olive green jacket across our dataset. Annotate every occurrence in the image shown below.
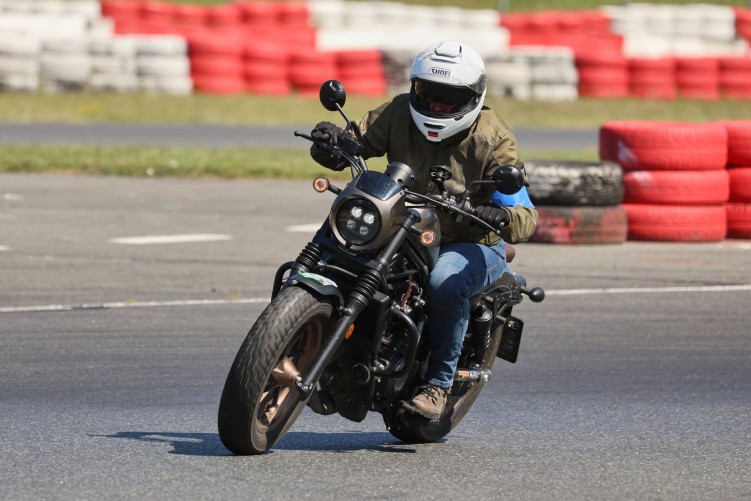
[315,93,538,245]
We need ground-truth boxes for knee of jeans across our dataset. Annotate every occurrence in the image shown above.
[427,273,470,303]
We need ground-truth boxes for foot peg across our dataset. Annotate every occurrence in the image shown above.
[454,368,491,382]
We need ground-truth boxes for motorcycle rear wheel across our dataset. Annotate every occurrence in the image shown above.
[384,325,503,444]
[218,286,333,455]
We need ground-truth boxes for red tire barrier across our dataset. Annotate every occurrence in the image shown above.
[193,75,247,95]
[628,59,676,100]
[719,58,751,99]
[623,204,727,242]
[599,121,728,171]
[175,5,209,27]
[675,58,719,100]
[335,50,387,97]
[191,55,244,78]
[726,203,751,239]
[577,66,629,98]
[208,4,242,28]
[289,50,338,95]
[718,120,751,166]
[531,206,628,245]
[728,167,751,203]
[575,46,629,98]
[101,0,142,21]
[623,169,729,205]
[238,2,280,26]
[141,1,175,25]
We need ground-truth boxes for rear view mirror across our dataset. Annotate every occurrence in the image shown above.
[493,165,525,195]
[320,80,347,112]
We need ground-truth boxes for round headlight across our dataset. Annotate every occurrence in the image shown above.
[336,199,381,246]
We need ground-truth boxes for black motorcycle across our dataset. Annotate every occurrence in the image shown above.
[218,80,544,455]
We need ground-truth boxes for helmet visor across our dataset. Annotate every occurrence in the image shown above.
[411,79,480,118]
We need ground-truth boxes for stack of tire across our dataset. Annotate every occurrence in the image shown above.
[333,49,387,97]
[719,57,751,99]
[721,121,751,239]
[675,58,720,100]
[628,57,676,100]
[575,44,628,98]
[733,7,751,43]
[600,121,729,242]
[526,160,627,245]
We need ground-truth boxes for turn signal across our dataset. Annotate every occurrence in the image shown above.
[313,177,330,193]
[420,231,436,246]
[344,323,355,340]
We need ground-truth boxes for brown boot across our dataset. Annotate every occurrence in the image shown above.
[403,384,449,421]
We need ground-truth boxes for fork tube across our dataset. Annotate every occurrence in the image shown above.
[294,212,420,396]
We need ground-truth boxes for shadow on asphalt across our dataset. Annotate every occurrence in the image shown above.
[93,431,422,456]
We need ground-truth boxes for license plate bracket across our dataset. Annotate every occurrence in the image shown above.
[497,316,523,363]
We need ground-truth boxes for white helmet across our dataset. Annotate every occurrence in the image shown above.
[409,40,487,142]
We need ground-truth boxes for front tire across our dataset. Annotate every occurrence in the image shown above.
[218,286,333,455]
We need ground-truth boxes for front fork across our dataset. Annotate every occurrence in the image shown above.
[293,211,422,396]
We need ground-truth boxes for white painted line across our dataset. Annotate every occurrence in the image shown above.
[545,284,751,296]
[2,284,750,314]
[0,298,270,314]
[3,193,24,201]
[109,234,232,245]
[286,224,321,233]
[0,245,9,251]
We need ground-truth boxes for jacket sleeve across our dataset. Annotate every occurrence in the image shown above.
[502,205,539,243]
[484,117,539,244]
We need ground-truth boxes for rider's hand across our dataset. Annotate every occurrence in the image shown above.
[310,121,346,171]
[475,203,511,229]
[311,121,342,142]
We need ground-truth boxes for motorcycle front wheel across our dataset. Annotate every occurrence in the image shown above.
[218,286,333,455]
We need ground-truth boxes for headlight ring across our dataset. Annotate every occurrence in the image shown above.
[335,199,380,246]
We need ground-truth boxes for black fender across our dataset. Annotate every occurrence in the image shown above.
[285,272,344,308]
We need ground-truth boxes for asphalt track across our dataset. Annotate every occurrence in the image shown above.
[1,173,749,500]
[0,122,598,151]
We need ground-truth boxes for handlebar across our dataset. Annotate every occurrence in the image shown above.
[294,130,368,175]
[297,128,503,236]
[403,191,504,236]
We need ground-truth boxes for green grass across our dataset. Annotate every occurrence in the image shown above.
[2,92,749,129]
[0,90,746,178]
[0,144,598,179]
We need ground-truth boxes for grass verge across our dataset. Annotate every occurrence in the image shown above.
[0,144,598,179]
[2,92,750,129]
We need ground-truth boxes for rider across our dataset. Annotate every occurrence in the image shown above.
[309,40,538,421]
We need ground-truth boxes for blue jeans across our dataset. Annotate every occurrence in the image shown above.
[423,241,510,388]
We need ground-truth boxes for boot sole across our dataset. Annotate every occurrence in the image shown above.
[401,401,441,424]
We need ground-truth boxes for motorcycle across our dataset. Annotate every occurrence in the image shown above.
[218,80,545,455]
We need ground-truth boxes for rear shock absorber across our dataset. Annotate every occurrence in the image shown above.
[470,303,493,364]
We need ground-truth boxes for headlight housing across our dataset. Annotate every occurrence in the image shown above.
[335,198,380,246]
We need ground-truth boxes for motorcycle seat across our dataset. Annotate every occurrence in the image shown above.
[505,242,515,263]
